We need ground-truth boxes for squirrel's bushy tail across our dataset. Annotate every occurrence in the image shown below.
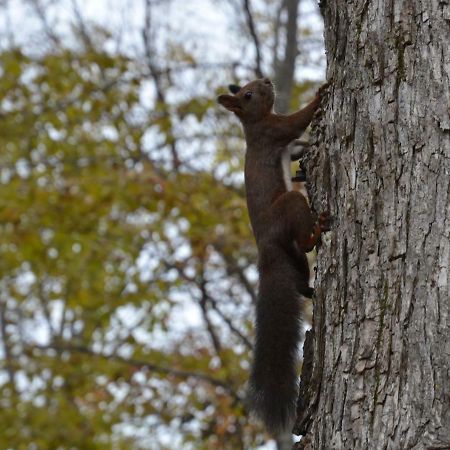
[247,273,303,434]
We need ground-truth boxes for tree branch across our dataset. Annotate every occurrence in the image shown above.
[199,271,223,356]
[272,0,287,75]
[71,0,94,50]
[207,294,252,350]
[27,0,62,48]
[220,251,257,305]
[242,0,263,77]
[142,0,181,171]
[29,342,241,400]
[274,0,300,113]
[0,299,15,384]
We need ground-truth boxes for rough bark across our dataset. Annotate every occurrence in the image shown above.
[296,1,450,449]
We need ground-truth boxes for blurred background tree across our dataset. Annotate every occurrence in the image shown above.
[0,0,325,448]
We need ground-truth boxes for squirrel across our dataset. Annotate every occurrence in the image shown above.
[217,78,330,434]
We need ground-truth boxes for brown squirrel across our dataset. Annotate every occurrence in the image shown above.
[217,78,330,434]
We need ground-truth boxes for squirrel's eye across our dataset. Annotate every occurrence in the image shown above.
[244,91,252,100]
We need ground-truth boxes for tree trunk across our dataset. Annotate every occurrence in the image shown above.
[295,1,450,449]
[274,0,300,114]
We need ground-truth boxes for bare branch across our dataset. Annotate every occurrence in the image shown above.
[207,295,252,350]
[224,257,257,306]
[0,299,15,384]
[29,342,241,400]
[162,250,253,350]
[142,0,181,170]
[36,283,56,338]
[242,0,263,78]
[27,0,62,48]
[212,240,257,305]
[71,0,94,50]
[199,273,223,356]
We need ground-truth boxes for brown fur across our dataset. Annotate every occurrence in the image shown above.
[218,78,329,434]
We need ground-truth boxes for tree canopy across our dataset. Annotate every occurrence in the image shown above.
[0,1,325,448]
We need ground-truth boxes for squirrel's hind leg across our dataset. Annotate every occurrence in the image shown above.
[298,211,333,252]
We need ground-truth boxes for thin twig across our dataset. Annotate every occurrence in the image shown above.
[199,271,223,356]
[0,299,15,384]
[142,0,180,170]
[71,0,94,50]
[207,295,252,350]
[27,0,62,48]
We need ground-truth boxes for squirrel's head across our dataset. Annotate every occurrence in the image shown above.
[217,78,275,123]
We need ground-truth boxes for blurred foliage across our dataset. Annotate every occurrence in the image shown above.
[0,1,324,449]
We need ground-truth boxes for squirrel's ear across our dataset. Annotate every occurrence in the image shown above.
[217,94,242,113]
[228,84,241,94]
